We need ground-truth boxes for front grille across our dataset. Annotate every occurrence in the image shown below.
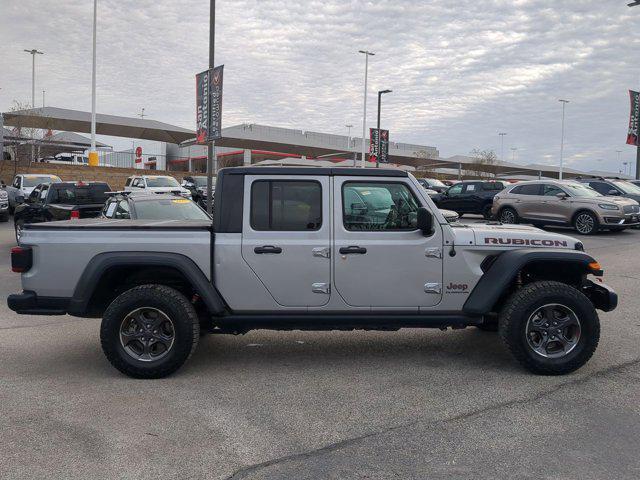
[623,205,640,214]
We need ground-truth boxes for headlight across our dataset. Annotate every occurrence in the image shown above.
[598,203,619,210]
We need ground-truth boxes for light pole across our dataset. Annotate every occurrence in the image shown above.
[559,99,569,180]
[499,133,507,162]
[24,48,43,162]
[511,147,518,162]
[629,1,640,178]
[206,0,216,214]
[376,89,392,168]
[359,50,374,168]
[42,90,45,108]
[345,124,354,166]
[88,0,98,167]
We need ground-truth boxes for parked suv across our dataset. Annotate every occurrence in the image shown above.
[434,180,507,219]
[575,178,640,205]
[181,175,215,207]
[492,180,640,234]
[416,178,448,193]
[124,175,191,198]
[102,192,210,221]
[6,174,62,213]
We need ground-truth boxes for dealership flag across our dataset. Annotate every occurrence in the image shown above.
[195,65,224,144]
[369,128,390,163]
[627,90,639,147]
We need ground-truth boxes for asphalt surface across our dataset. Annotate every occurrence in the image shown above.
[1,216,639,479]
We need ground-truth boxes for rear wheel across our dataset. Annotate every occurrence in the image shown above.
[499,281,599,375]
[499,207,518,224]
[573,211,599,235]
[100,284,200,378]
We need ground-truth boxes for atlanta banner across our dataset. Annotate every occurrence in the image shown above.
[627,90,639,147]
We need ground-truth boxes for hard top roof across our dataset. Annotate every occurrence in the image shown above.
[219,166,408,177]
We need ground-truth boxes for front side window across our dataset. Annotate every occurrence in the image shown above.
[543,184,564,196]
[251,180,322,231]
[588,182,614,195]
[447,184,463,196]
[343,182,419,231]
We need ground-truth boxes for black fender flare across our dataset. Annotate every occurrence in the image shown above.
[463,248,597,315]
[67,252,227,316]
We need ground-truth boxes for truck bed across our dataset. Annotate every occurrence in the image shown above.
[23,218,213,230]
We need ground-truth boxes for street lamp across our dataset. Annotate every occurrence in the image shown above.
[558,99,570,180]
[23,48,44,161]
[499,133,507,162]
[89,0,98,167]
[359,50,375,168]
[376,89,392,168]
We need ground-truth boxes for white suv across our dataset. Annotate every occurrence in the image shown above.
[124,175,191,198]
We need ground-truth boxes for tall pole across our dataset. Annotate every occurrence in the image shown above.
[511,147,517,162]
[499,133,507,162]
[88,0,98,167]
[345,124,353,166]
[206,0,215,215]
[630,2,640,178]
[559,99,569,180]
[42,90,45,108]
[24,49,43,161]
[359,50,374,168]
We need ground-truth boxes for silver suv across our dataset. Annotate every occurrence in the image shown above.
[492,180,640,234]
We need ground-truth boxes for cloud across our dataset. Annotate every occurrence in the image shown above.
[0,0,638,173]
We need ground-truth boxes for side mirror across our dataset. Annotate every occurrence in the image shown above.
[556,192,568,200]
[608,189,618,196]
[416,207,434,234]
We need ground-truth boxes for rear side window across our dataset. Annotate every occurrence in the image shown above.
[49,184,110,205]
[511,184,541,195]
[482,182,504,191]
[251,180,322,231]
[464,183,481,193]
[588,182,615,195]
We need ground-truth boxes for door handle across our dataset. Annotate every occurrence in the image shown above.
[339,245,367,255]
[254,245,282,254]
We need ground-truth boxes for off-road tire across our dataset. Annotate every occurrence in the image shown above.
[100,284,200,379]
[573,210,599,235]
[498,281,600,375]
[498,207,518,224]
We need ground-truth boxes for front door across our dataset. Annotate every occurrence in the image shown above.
[333,178,444,308]
[439,183,464,211]
[241,175,331,307]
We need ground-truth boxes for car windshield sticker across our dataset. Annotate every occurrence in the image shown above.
[467,185,476,191]
[106,202,117,217]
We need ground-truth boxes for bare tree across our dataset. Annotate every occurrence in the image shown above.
[469,148,498,179]
[7,100,51,164]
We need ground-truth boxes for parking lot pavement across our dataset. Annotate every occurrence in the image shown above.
[0,217,639,479]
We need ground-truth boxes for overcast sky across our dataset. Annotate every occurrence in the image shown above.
[1,0,639,173]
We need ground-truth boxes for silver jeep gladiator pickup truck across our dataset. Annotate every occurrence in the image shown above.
[8,167,617,378]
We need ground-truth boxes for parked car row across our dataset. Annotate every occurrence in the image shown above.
[416,176,640,235]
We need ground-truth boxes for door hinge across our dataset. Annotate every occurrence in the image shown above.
[312,247,331,258]
[425,247,442,258]
[312,282,331,294]
[424,283,442,294]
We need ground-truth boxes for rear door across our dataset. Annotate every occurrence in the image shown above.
[511,183,542,219]
[241,175,331,307]
[333,177,443,308]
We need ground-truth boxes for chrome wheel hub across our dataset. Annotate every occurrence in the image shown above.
[526,304,581,358]
[119,307,175,362]
[575,214,594,234]
[500,210,515,224]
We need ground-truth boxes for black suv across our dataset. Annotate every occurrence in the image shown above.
[576,178,640,204]
[434,180,507,219]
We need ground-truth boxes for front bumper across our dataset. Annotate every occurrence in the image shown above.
[583,280,617,312]
[599,212,640,227]
[7,291,69,315]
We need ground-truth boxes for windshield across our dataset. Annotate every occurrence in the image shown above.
[611,180,640,195]
[134,198,210,220]
[192,177,213,187]
[426,178,446,187]
[145,176,180,188]
[564,183,602,198]
[23,176,61,187]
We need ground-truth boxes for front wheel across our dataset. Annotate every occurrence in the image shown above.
[499,281,599,375]
[498,207,518,224]
[573,211,599,235]
[100,284,200,378]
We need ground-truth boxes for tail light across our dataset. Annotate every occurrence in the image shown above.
[70,210,80,219]
[11,246,32,273]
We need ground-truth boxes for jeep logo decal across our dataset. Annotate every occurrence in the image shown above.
[484,238,568,247]
[446,282,469,294]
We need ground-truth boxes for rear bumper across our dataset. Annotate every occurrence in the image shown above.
[7,291,69,315]
[583,280,617,312]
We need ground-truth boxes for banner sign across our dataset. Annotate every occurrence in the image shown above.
[627,90,639,147]
[369,128,389,163]
[209,65,224,141]
[195,69,210,144]
[195,65,224,144]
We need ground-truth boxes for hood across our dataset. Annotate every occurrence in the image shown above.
[592,195,638,206]
[452,223,580,250]
[147,186,190,195]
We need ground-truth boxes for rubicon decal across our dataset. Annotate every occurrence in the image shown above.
[484,238,568,247]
